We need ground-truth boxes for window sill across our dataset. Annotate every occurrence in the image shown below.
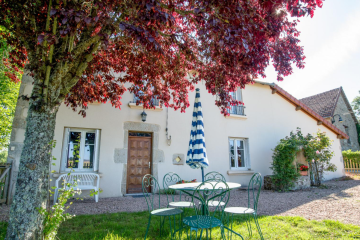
[225,114,247,120]
[128,103,163,111]
[227,170,254,176]
[52,172,103,178]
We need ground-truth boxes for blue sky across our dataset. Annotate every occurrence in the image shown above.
[263,0,360,103]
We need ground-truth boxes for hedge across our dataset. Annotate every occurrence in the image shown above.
[342,150,360,164]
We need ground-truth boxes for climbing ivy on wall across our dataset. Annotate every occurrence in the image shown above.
[270,129,305,191]
[271,128,336,190]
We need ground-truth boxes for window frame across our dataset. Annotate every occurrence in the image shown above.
[228,137,250,170]
[61,128,101,172]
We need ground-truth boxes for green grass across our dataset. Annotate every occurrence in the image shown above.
[1,212,360,239]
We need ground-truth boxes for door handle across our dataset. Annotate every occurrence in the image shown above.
[149,162,151,168]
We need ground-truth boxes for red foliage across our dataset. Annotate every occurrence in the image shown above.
[0,0,323,115]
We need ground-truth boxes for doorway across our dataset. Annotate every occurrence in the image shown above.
[126,132,152,194]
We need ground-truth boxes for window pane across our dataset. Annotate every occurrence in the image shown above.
[237,140,244,149]
[67,142,80,168]
[229,140,235,167]
[83,144,94,169]
[236,140,245,167]
[237,148,245,168]
[85,132,95,144]
[69,132,81,144]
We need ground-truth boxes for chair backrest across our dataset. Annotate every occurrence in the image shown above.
[163,172,182,202]
[247,173,262,212]
[204,171,226,181]
[142,174,161,212]
[190,179,230,227]
[56,173,100,188]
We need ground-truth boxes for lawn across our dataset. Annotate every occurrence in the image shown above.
[1,211,360,240]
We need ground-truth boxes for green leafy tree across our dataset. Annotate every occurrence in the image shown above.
[352,92,360,121]
[0,36,20,152]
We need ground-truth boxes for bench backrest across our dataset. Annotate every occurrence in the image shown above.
[55,173,100,188]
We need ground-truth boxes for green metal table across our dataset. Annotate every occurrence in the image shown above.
[169,181,243,239]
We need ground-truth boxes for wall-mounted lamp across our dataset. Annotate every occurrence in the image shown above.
[141,110,147,122]
[331,114,343,124]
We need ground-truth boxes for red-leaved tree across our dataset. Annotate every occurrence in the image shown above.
[0,0,323,238]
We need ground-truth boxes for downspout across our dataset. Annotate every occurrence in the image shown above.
[166,107,172,146]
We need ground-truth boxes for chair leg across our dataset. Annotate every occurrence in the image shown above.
[253,214,264,240]
[245,214,252,237]
[144,215,152,240]
[168,215,173,239]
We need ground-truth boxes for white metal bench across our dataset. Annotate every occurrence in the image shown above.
[54,173,100,203]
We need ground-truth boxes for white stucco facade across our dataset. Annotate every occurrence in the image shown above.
[46,82,345,198]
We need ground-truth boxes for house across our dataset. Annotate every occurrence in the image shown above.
[300,87,360,151]
[7,76,348,200]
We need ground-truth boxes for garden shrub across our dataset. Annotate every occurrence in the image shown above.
[342,150,360,164]
[270,129,304,191]
[303,131,336,186]
[271,128,336,190]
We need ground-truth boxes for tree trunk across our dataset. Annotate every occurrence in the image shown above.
[6,102,60,240]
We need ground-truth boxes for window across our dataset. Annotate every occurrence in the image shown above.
[229,88,245,115]
[61,128,100,172]
[344,126,351,144]
[132,93,160,106]
[229,138,250,169]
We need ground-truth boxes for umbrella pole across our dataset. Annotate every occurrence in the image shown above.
[201,167,204,182]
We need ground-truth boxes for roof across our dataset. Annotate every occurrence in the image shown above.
[300,87,358,123]
[300,88,340,118]
[254,80,349,139]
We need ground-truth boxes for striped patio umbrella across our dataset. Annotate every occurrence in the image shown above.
[186,88,209,182]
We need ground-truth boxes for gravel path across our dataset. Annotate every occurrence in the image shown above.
[1,178,359,225]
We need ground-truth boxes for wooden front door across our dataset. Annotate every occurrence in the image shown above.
[127,133,152,194]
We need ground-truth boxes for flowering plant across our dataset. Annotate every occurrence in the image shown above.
[299,165,309,172]
[176,179,196,184]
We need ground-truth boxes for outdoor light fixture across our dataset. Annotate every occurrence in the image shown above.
[141,110,147,122]
[331,114,343,124]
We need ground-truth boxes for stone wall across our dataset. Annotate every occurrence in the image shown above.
[6,73,33,203]
[332,93,360,151]
[263,175,310,191]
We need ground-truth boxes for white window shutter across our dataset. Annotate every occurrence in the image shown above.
[94,129,101,172]
[61,128,70,172]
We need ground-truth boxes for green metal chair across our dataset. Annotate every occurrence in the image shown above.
[163,172,194,208]
[204,171,226,181]
[142,174,183,240]
[182,179,230,240]
[204,171,226,207]
[224,173,263,240]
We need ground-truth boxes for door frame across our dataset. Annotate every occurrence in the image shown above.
[126,131,153,194]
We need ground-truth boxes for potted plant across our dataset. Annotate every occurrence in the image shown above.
[299,164,309,176]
